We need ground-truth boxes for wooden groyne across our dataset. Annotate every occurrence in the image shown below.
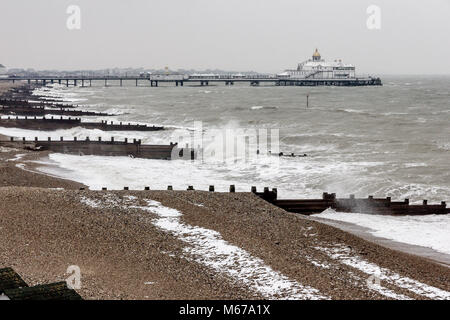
[72,185,450,216]
[0,98,79,109]
[253,189,449,216]
[0,106,113,117]
[1,137,194,160]
[0,117,164,132]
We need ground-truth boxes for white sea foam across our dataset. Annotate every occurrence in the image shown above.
[316,244,450,300]
[316,209,450,255]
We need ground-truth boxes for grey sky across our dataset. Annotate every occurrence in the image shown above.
[1,0,449,74]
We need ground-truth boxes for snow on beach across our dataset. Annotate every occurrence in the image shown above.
[78,193,450,300]
[80,194,328,300]
[315,244,450,300]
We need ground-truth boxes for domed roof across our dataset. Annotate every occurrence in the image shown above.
[312,49,321,57]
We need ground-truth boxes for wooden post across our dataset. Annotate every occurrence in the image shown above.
[124,187,129,190]
[209,185,215,192]
[230,185,235,193]
[167,185,173,190]
[187,186,194,191]
[251,186,257,193]
[144,187,150,191]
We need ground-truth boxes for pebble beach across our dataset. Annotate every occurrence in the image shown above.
[1,82,450,300]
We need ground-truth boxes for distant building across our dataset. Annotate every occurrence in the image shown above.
[278,49,356,79]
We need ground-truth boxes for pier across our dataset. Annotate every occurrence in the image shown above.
[0,75,382,87]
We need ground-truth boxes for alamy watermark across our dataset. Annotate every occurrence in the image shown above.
[66,265,82,289]
[66,5,81,30]
[170,121,280,166]
[366,5,381,30]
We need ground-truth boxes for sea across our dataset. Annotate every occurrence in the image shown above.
[1,75,449,256]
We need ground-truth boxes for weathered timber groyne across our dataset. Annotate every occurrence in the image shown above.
[0,106,113,117]
[252,188,449,216]
[0,98,79,109]
[0,117,164,131]
[1,137,195,160]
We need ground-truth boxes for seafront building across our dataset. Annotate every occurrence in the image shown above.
[278,49,356,80]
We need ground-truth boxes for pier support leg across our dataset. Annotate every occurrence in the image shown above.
[120,79,123,87]
[58,79,61,85]
[81,79,84,87]
[136,79,138,87]
[89,80,92,87]
[74,79,77,87]
[180,81,183,86]
[27,79,31,85]
[66,80,69,87]
[105,79,107,87]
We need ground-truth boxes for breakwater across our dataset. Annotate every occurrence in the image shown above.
[0,105,113,117]
[258,189,449,216]
[0,116,164,131]
[68,185,450,216]
[2,137,192,160]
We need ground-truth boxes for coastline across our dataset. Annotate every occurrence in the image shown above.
[1,186,449,299]
[1,82,450,300]
[310,216,450,268]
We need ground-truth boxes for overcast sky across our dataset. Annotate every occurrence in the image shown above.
[1,0,449,74]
